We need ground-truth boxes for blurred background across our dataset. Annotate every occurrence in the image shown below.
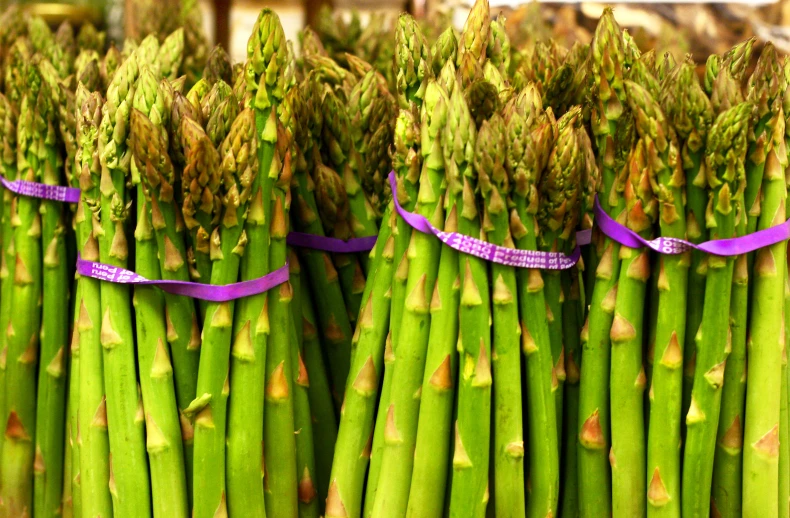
[6,0,790,67]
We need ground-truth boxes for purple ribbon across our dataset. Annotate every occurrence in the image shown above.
[76,255,289,302]
[286,232,378,253]
[0,176,81,203]
[388,172,583,270]
[593,195,790,256]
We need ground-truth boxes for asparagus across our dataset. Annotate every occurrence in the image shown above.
[263,119,298,518]
[0,93,14,497]
[1,55,47,517]
[130,103,189,518]
[629,76,689,517]
[504,85,558,518]
[299,274,338,513]
[782,270,790,518]
[577,10,628,516]
[157,28,185,82]
[203,45,232,86]
[287,77,353,409]
[742,93,788,517]
[446,86,492,518]
[287,254,320,518]
[368,80,448,518]
[185,107,257,518]
[478,111,527,517]
[76,88,113,518]
[224,12,285,518]
[33,57,70,518]
[681,101,751,517]
[709,70,749,517]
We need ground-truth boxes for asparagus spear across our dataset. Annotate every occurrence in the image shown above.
[185,107,257,518]
[628,76,689,517]
[368,80,448,518]
[288,254,320,518]
[539,108,584,441]
[33,56,70,518]
[287,77,353,409]
[299,273,338,514]
[96,46,154,516]
[226,12,286,515]
[708,68,749,518]
[478,111,527,517]
[75,87,113,518]
[577,11,627,516]
[446,87,492,518]
[504,85,558,518]
[742,93,788,518]
[76,22,105,54]
[681,101,751,517]
[203,45,232,86]
[0,93,15,498]
[157,28,184,82]
[130,103,189,518]
[1,55,47,517]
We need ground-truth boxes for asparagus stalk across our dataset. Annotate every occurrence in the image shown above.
[130,103,189,518]
[0,92,14,495]
[628,76,690,517]
[368,80,448,518]
[96,47,153,516]
[539,108,584,443]
[299,274,338,514]
[658,59,714,444]
[288,255,320,518]
[609,134,656,518]
[477,111,526,518]
[782,289,790,518]
[1,55,47,517]
[185,108,257,518]
[33,57,70,518]
[447,87,492,518]
[681,101,751,517]
[504,85,558,518]
[76,88,113,518]
[577,12,628,516]
[263,118,298,518]
[288,78,354,407]
[225,11,286,515]
[742,97,788,518]
[324,168,397,518]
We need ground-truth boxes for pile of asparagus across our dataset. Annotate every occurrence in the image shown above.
[320,1,790,517]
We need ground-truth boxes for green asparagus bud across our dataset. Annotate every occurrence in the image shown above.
[246,9,287,111]
[487,14,510,75]
[100,44,121,91]
[430,26,458,77]
[457,0,490,67]
[158,28,185,81]
[395,13,431,108]
[203,44,232,86]
[77,22,105,54]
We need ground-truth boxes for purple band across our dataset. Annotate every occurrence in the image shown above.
[593,195,790,256]
[1,176,81,203]
[76,255,289,302]
[286,232,378,253]
[388,172,582,270]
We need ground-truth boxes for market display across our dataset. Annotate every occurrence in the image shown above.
[0,1,788,517]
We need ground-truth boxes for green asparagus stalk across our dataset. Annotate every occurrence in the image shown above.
[539,108,584,441]
[627,76,690,517]
[33,56,70,518]
[263,120,298,518]
[681,101,751,517]
[577,11,628,516]
[76,88,113,518]
[1,55,47,517]
[504,85,558,518]
[96,47,153,516]
[226,12,287,514]
[288,255,320,518]
[742,99,788,518]
[287,78,353,409]
[368,80,448,518]
[782,281,790,518]
[609,134,656,518]
[299,274,338,513]
[185,108,258,518]
[130,104,189,518]
[478,111,526,518]
[0,92,15,496]
[447,87,492,518]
